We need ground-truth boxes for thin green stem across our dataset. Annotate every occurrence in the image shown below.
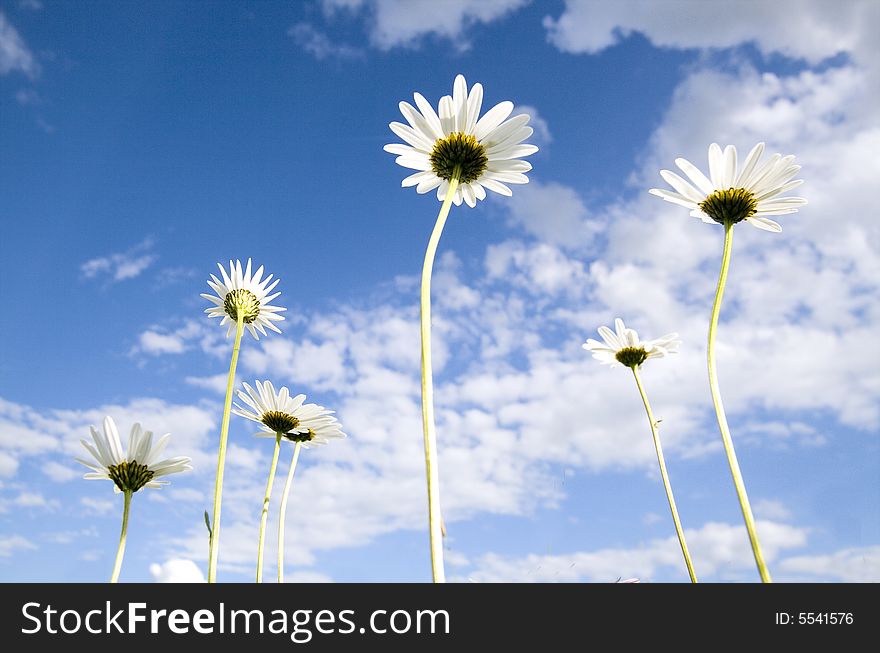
[110,491,132,583]
[419,175,460,584]
[256,433,282,583]
[708,222,772,582]
[207,315,245,583]
[631,366,698,583]
[277,441,302,584]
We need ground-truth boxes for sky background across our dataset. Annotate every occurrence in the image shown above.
[1,0,878,583]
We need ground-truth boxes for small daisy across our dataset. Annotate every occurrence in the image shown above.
[233,380,346,446]
[76,416,192,493]
[583,318,680,369]
[384,74,538,208]
[201,258,286,340]
[76,416,192,582]
[649,142,806,232]
[583,321,696,581]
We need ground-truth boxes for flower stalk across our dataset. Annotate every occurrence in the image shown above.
[277,441,303,584]
[418,171,460,584]
[630,366,698,583]
[708,222,772,582]
[256,433,282,583]
[207,314,245,583]
[110,490,132,583]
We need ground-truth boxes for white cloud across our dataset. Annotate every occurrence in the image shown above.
[0,534,35,557]
[502,180,601,249]
[543,0,877,65]
[779,546,880,582]
[79,496,115,516]
[80,238,158,284]
[0,11,38,78]
[461,519,808,582]
[321,0,529,50]
[150,558,206,583]
[514,104,552,147]
[288,23,363,60]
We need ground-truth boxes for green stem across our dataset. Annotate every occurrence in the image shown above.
[207,315,245,583]
[256,433,282,583]
[419,175,460,584]
[631,366,698,583]
[277,441,302,584]
[708,222,772,582]
[110,491,132,583]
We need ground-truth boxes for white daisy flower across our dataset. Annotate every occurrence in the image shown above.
[201,259,286,340]
[649,142,807,232]
[384,74,538,208]
[233,380,346,446]
[76,416,192,493]
[583,318,680,369]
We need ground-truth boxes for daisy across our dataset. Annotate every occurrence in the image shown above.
[234,380,345,583]
[649,142,798,582]
[202,259,284,582]
[582,320,696,582]
[76,416,192,583]
[201,258,286,340]
[649,142,806,232]
[583,318,680,369]
[76,416,192,493]
[233,380,344,446]
[385,74,538,208]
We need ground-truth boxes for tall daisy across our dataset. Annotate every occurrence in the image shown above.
[232,380,342,583]
[201,258,286,583]
[584,319,697,583]
[385,74,537,582]
[650,142,807,582]
[76,416,192,582]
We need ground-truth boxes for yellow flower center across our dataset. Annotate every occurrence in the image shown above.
[615,347,648,368]
[224,289,260,323]
[429,132,488,184]
[261,411,300,434]
[699,188,758,225]
[108,460,155,493]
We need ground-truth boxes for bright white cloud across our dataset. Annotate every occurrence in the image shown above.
[543,0,878,64]
[322,0,529,50]
[0,11,38,77]
[149,558,206,582]
[502,181,601,249]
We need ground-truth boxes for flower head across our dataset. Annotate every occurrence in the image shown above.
[233,380,346,447]
[201,259,286,340]
[583,318,680,369]
[649,142,806,232]
[76,416,192,493]
[384,74,538,208]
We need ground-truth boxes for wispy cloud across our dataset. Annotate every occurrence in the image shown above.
[320,0,529,51]
[80,238,158,284]
[288,22,363,60]
[0,10,39,78]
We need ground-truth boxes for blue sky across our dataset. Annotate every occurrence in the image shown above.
[1,0,878,582]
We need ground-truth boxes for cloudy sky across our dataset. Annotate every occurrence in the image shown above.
[1,0,878,583]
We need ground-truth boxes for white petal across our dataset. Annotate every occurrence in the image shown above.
[674,157,715,195]
[746,216,782,232]
[474,101,514,141]
[707,143,724,188]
